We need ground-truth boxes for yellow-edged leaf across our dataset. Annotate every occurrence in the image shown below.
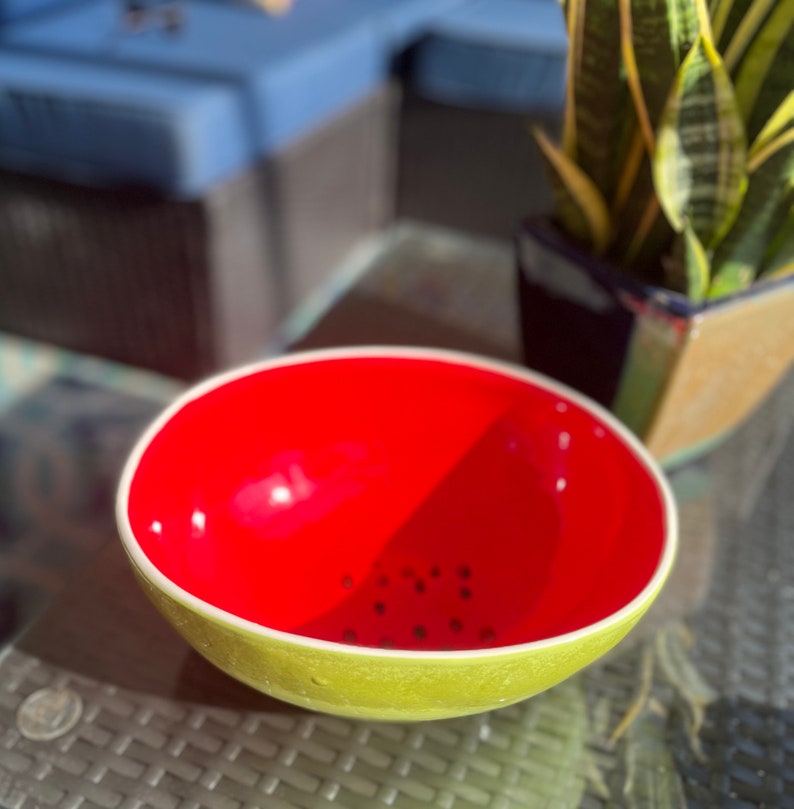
[749,128,794,173]
[711,133,794,296]
[562,0,586,157]
[619,0,656,155]
[749,91,794,167]
[711,0,737,41]
[722,0,778,70]
[682,222,711,301]
[653,35,748,247]
[733,0,794,127]
[562,0,625,194]
[759,209,794,279]
[535,128,612,254]
[616,0,702,190]
[765,262,794,280]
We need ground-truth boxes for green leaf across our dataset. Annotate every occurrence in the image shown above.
[610,139,676,280]
[759,209,794,279]
[534,127,613,253]
[746,25,794,142]
[653,35,748,248]
[682,221,711,301]
[711,0,739,43]
[749,90,794,164]
[722,0,779,70]
[563,0,625,195]
[732,0,794,134]
[710,131,794,296]
[621,0,702,147]
[612,0,703,224]
[708,265,753,298]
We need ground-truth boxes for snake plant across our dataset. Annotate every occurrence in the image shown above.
[535,0,794,301]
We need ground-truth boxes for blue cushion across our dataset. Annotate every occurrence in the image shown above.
[0,0,75,25]
[410,0,568,113]
[0,0,475,194]
[357,0,470,51]
[0,52,253,197]
[3,0,473,149]
[4,0,388,158]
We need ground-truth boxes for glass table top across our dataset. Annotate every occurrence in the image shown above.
[1,224,792,808]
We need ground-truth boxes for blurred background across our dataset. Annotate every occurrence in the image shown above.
[0,0,570,645]
[0,0,566,379]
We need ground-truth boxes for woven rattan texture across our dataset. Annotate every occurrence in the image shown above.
[679,428,794,807]
[0,387,791,807]
[0,172,213,379]
[579,379,794,808]
[0,87,396,381]
[0,650,590,809]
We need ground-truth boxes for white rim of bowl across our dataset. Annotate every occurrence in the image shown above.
[116,346,678,660]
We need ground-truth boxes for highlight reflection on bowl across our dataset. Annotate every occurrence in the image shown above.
[117,347,677,720]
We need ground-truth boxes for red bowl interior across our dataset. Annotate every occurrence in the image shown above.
[126,353,667,651]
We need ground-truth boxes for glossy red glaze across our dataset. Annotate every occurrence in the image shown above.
[127,354,667,651]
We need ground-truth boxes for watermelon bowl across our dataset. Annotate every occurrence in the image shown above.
[116,347,677,721]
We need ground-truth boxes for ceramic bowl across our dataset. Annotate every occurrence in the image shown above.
[116,347,677,720]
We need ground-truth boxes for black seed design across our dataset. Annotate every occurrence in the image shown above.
[413,625,427,640]
[450,618,463,633]
[374,601,386,615]
[342,575,353,588]
[378,575,389,587]
[430,566,441,578]
[480,627,496,642]
[343,629,357,643]
[415,580,426,594]
[457,565,471,579]
[460,586,472,600]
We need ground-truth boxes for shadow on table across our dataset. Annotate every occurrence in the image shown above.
[0,374,168,645]
[18,538,302,715]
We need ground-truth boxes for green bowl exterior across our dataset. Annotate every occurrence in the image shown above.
[117,348,678,721]
[129,558,665,721]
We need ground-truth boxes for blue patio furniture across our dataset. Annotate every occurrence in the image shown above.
[397,0,568,238]
[0,0,568,375]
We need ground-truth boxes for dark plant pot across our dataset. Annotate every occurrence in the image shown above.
[516,217,794,468]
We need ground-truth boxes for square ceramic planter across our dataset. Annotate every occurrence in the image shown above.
[516,218,794,467]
